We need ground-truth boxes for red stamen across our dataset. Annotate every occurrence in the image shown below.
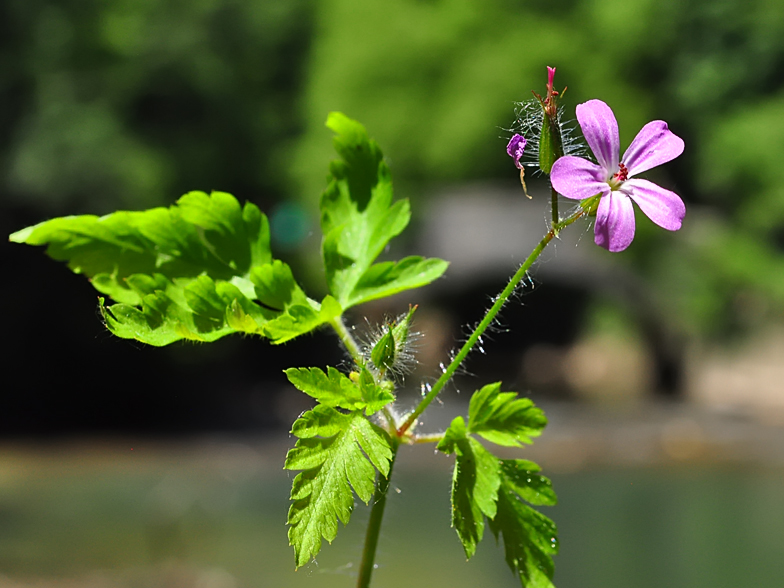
[613,162,628,183]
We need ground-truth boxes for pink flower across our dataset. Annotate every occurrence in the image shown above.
[550,99,685,252]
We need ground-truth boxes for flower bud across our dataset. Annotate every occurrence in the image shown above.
[369,305,417,376]
[535,67,565,174]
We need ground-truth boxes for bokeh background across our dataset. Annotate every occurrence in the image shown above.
[3,0,784,587]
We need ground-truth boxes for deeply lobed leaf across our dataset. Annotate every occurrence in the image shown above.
[438,394,558,587]
[437,417,501,559]
[320,113,448,308]
[489,472,559,588]
[12,191,339,346]
[11,191,271,306]
[285,405,393,568]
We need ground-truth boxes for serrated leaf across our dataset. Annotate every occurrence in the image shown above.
[356,367,395,415]
[251,259,309,311]
[500,460,558,507]
[11,191,271,306]
[437,417,501,559]
[249,260,341,344]
[262,294,343,345]
[468,382,547,447]
[489,464,559,588]
[285,405,393,568]
[11,191,341,346]
[438,411,558,585]
[284,367,394,417]
[349,256,450,308]
[285,367,366,411]
[99,274,273,346]
[319,113,447,308]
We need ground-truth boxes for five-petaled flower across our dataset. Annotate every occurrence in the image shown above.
[550,99,685,252]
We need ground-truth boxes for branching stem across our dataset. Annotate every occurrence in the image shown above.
[352,200,588,588]
[329,316,365,366]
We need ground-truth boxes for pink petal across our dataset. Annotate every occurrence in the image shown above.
[622,121,684,177]
[506,134,527,169]
[576,100,619,175]
[624,179,686,231]
[595,191,635,252]
[550,155,609,200]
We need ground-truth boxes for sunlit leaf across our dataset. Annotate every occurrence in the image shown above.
[11,191,338,345]
[468,382,547,447]
[320,113,447,308]
[285,405,393,568]
[11,190,270,306]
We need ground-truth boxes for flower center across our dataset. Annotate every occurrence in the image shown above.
[608,162,628,190]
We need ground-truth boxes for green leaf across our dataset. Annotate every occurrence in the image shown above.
[468,382,547,447]
[350,256,450,308]
[284,367,394,417]
[99,274,273,346]
[438,409,558,586]
[285,405,393,568]
[261,294,343,345]
[489,464,559,588]
[12,190,339,345]
[11,191,270,306]
[285,367,366,411]
[320,113,447,308]
[500,460,558,507]
[250,260,342,344]
[356,367,396,415]
[437,416,501,559]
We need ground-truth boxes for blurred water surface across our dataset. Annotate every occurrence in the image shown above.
[0,433,782,588]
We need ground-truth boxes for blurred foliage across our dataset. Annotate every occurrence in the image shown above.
[4,0,784,345]
[1,0,312,216]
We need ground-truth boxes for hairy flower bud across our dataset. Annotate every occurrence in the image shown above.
[535,67,565,174]
[368,305,418,377]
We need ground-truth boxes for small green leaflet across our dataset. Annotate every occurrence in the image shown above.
[11,191,339,346]
[437,417,501,559]
[489,460,559,588]
[320,113,448,309]
[437,383,558,587]
[468,382,547,447]
[284,366,394,415]
[285,405,393,568]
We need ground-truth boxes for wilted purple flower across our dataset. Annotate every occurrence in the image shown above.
[506,134,527,169]
[550,99,685,252]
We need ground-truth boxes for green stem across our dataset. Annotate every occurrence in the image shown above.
[551,185,559,228]
[356,445,398,588]
[329,316,364,366]
[398,206,585,436]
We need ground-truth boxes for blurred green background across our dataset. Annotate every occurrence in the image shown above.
[3,0,784,586]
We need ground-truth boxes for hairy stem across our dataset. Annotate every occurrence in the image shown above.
[398,206,585,436]
[329,316,364,365]
[551,186,559,228]
[357,445,398,588]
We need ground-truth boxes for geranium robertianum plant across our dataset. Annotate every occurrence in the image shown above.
[10,68,684,588]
